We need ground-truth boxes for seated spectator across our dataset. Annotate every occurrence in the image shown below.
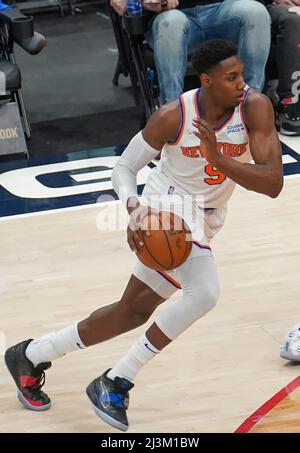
[280,321,300,361]
[111,0,271,103]
[264,0,300,136]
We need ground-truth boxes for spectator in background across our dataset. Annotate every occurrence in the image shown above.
[111,0,271,103]
[263,0,300,136]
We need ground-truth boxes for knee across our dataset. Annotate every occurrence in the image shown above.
[131,308,152,327]
[202,285,219,313]
[120,299,157,327]
[187,283,219,317]
[151,9,189,37]
[155,282,219,340]
[231,0,271,27]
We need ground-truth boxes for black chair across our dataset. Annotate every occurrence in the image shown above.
[0,2,46,157]
[263,44,280,108]
[109,6,160,124]
[109,5,198,126]
[109,4,141,106]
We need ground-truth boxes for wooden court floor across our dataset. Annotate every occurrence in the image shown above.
[1,177,300,433]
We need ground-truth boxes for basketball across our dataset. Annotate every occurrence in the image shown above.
[135,211,192,272]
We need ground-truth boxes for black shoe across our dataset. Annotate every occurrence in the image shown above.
[5,339,51,411]
[86,369,134,431]
[276,102,300,136]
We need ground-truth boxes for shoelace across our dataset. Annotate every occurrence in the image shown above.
[33,371,46,389]
[23,371,46,391]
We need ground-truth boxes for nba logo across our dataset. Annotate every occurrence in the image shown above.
[168,186,175,194]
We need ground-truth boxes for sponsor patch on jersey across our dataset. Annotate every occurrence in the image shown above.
[227,122,245,134]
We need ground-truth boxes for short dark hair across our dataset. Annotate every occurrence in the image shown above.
[191,39,238,75]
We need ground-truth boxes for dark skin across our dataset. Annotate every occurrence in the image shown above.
[78,55,283,351]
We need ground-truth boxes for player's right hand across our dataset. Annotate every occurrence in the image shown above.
[126,197,149,252]
[127,204,151,252]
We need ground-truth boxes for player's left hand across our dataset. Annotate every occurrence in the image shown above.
[192,117,219,165]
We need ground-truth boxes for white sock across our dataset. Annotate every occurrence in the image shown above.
[25,323,86,367]
[107,333,160,382]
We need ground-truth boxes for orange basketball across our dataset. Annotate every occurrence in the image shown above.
[135,211,192,272]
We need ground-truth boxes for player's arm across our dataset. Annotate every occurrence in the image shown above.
[111,100,180,213]
[112,101,180,251]
[193,93,284,198]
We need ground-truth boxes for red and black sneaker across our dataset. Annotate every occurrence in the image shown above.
[5,339,51,411]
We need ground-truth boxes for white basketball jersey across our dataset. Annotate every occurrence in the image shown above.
[156,87,252,208]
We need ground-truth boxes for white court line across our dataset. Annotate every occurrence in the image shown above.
[0,199,121,222]
[282,155,297,164]
[0,172,299,221]
[279,134,300,154]
[71,170,112,182]
[284,173,300,180]
[33,273,72,282]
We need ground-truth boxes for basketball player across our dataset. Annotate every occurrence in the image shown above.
[5,40,283,432]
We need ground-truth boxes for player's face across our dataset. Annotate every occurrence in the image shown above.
[209,56,246,108]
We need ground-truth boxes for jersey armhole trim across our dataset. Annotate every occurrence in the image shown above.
[167,96,186,146]
[194,88,201,119]
[241,87,251,135]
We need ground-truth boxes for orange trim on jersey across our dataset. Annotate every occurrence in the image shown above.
[157,271,181,289]
[214,85,250,133]
[213,110,235,133]
[194,88,201,119]
[193,241,212,251]
[167,95,186,146]
[240,87,251,135]
[195,88,235,133]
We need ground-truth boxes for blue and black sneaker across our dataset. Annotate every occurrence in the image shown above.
[86,369,134,431]
[5,339,51,411]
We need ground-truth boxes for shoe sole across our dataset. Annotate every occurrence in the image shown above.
[279,127,300,136]
[17,390,51,411]
[5,347,51,412]
[280,345,290,360]
[86,381,128,432]
[280,344,300,362]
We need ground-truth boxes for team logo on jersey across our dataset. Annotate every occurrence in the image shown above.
[219,142,248,157]
[227,123,245,134]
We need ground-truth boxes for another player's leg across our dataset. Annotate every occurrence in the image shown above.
[92,253,220,431]
[216,0,271,91]
[5,275,165,412]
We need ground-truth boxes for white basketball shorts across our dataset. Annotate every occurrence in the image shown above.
[133,168,227,299]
